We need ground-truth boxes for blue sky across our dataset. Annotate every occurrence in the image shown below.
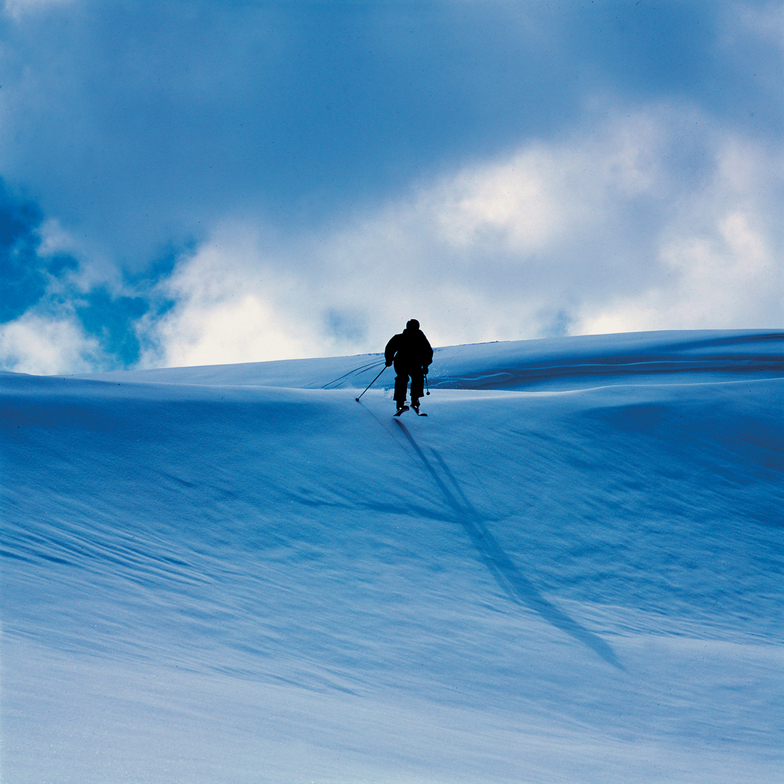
[1,0,782,373]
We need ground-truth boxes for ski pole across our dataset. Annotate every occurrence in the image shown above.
[425,373,430,396]
[355,365,387,402]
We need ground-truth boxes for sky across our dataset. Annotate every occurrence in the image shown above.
[1,0,783,374]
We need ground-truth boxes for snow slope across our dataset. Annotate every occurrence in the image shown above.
[2,330,783,783]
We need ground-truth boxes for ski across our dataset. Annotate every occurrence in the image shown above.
[394,405,427,417]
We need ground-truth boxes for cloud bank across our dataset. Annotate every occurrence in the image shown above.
[1,0,782,373]
[143,107,784,369]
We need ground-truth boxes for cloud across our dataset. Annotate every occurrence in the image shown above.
[0,179,176,371]
[586,134,784,333]
[139,225,325,368]
[0,311,100,375]
[1,1,782,372]
[131,105,782,368]
[4,0,772,269]
[3,99,782,374]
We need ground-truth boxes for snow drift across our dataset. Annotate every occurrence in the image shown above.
[2,330,783,783]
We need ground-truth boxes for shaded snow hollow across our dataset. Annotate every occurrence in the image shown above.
[2,329,783,783]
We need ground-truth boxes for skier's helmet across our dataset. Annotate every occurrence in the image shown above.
[406,319,420,330]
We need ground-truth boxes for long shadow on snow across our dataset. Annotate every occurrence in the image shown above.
[395,420,624,670]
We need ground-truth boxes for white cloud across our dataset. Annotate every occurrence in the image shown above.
[36,218,76,257]
[149,147,777,363]
[311,105,782,344]
[0,312,100,375]
[140,225,325,368]
[581,134,784,334]
[427,111,672,258]
[3,1,781,375]
[136,104,782,368]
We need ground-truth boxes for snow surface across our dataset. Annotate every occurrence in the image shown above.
[2,329,783,783]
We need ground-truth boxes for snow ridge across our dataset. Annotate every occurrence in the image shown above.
[2,330,783,784]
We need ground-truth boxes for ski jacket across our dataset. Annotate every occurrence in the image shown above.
[385,327,433,371]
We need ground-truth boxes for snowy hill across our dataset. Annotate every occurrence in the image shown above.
[2,330,783,783]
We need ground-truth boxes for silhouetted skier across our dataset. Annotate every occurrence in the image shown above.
[385,319,433,415]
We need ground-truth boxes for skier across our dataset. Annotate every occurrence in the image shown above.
[385,319,433,415]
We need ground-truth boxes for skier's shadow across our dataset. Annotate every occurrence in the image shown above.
[395,420,624,670]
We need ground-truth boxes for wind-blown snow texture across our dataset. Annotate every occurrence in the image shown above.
[2,330,783,783]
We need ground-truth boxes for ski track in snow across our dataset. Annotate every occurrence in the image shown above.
[2,329,783,784]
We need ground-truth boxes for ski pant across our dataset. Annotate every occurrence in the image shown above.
[394,364,424,404]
